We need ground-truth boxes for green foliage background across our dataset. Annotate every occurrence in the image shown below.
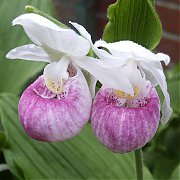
[0,0,179,179]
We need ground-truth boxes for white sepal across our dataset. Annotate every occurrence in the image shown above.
[13,13,90,57]
[6,44,51,62]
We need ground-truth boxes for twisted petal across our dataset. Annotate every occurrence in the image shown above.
[91,83,160,153]
[13,13,90,57]
[6,44,52,62]
[141,63,173,124]
[138,65,158,86]
[18,66,92,141]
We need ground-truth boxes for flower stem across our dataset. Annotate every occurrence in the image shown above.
[134,149,144,180]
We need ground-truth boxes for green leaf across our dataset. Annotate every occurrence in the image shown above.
[103,0,162,50]
[144,116,180,178]
[143,166,154,179]
[0,93,152,179]
[143,151,163,170]
[0,131,7,149]
[153,157,177,179]
[150,0,155,6]
[166,64,180,113]
[170,164,180,180]
[0,0,55,94]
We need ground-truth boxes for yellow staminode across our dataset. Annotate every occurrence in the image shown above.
[45,78,63,94]
[115,87,140,99]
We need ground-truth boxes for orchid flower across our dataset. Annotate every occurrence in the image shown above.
[65,24,172,152]
[7,13,138,142]
[93,40,172,124]
[69,22,172,123]
[90,41,171,153]
[6,13,96,141]
[69,22,136,98]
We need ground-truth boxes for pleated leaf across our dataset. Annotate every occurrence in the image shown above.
[170,164,180,180]
[0,0,55,93]
[103,0,162,50]
[0,94,153,179]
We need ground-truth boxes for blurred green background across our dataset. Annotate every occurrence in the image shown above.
[0,0,179,179]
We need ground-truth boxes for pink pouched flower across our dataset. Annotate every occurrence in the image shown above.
[90,41,172,153]
[92,80,160,153]
[18,64,91,141]
[6,13,102,141]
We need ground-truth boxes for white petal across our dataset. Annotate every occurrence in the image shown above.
[139,65,158,86]
[89,75,97,98]
[83,70,97,98]
[156,53,170,65]
[6,44,52,62]
[69,21,92,44]
[94,40,120,59]
[139,61,164,86]
[69,23,131,67]
[13,13,90,56]
[73,56,134,95]
[141,63,173,124]
[147,61,163,71]
[95,40,139,57]
[135,52,170,65]
[69,23,130,66]
[69,22,125,68]
[94,40,133,59]
[96,40,170,65]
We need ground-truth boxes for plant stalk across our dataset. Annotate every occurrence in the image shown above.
[134,149,143,180]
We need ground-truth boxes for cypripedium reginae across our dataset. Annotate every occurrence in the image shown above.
[89,41,172,153]
[6,13,94,141]
[6,13,120,142]
[93,40,172,124]
[59,24,172,153]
